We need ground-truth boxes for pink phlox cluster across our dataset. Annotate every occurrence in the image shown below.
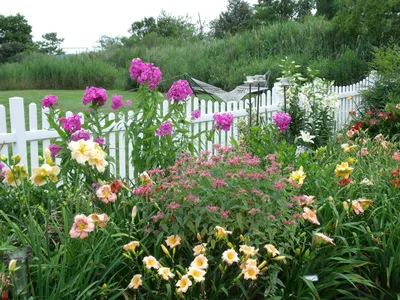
[133,184,152,196]
[129,58,163,90]
[71,130,91,141]
[212,178,228,188]
[271,112,292,131]
[59,114,82,133]
[42,94,58,108]
[111,95,125,110]
[249,208,261,215]
[191,109,201,120]
[185,194,200,203]
[198,170,211,177]
[49,144,62,157]
[220,210,231,219]
[273,181,286,190]
[82,86,107,106]
[213,112,234,131]
[167,80,193,101]
[167,202,181,210]
[156,120,173,136]
[206,205,219,212]
[94,137,105,145]
[151,211,165,222]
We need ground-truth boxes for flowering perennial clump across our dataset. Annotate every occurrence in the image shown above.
[129,58,162,90]
[271,112,292,131]
[213,112,234,131]
[41,94,58,108]
[167,80,193,101]
[156,121,173,136]
[59,114,82,134]
[82,86,107,106]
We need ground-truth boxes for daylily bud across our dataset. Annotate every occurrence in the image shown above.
[328,196,334,202]
[38,156,45,163]
[161,244,171,258]
[196,233,202,241]
[366,226,371,234]
[295,248,301,257]
[101,283,107,289]
[258,260,267,269]
[239,234,245,242]
[219,264,223,271]
[299,232,306,238]
[227,242,234,249]
[260,266,269,272]
[0,154,7,162]
[123,253,132,259]
[304,249,310,258]
[8,259,18,273]
[153,203,160,210]
[176,270,182,278]
[11,155,21,164]
[343,201,349,211]
[272,256,286,261]
[132,206,137,219]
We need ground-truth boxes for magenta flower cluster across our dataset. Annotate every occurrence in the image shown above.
[71,130,91,141]
[166,80,193,102]
[129,58,162,90]
[59,114,82,133]
[156,120,173,136]
[82,86,107,106]
[191,109,201,120]
[94,137,105,145]
[213,112,234,131]
[271,112,292,131]
[42,94,58,108]
[49,144,62,157]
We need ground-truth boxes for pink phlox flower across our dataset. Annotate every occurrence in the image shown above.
[49,144,62,157]
[111,95,124,110]
[213,178,228,188]
[82,86,107,106]
[167,80,193,101]
[206,205,219,212]
[94,137,105,145]
[167,202,181,210]
[59,114,82,134]
[191,109,201,120]
[156,121,173,136]
[71,130,91,141]
[138,63,162,90]
[271,112,291,131]
[42,94,58,108]
[273,181,286,190]
[220,209,231,219]
[213,112,234,131]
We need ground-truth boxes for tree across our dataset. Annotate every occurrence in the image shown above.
[254,0,315,25]
[96,35,122,50]
[0,13,33,63]
[315,0,339,19]
[210,0,254,38]
[129,11,196,40]
[36,32,65,55]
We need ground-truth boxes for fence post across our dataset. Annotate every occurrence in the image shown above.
[9,97,27,165]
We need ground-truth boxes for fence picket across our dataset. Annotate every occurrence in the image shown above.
[0,105,9,160]
[29,103,39,174]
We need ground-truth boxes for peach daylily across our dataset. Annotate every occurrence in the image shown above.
[128,274,142,289]
[165,235,181,249]
[30,163,60,186]
[176,275,192,294]
[158,267,175,280]
[351,199,373,215]
[96,185,117,204]
[69,214,95,239]
[242,265,260,280]
[302,207,320,225]
[193,243,207,256]
[239,245,259,256]
[264,244,280,257]
[190,254,208,270]
[123,241,140,252]
[143,256,161,270]
[89,213,109,228]
[215,226,232,239]
[222,249,239,265]
[314,233,335,246]
[188,267,206,283]
[68,139,95,164]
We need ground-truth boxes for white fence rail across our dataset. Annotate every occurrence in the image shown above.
[0,73,376,178]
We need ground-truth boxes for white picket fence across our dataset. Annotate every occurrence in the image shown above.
[0,73,376,179]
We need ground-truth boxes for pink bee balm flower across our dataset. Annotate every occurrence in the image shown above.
[213,112,234,131]
[191,109,201,120]
[82,86,107,106]
[167,79,193,101]
[96,185,117,204]
[156,120,173,136]
[111,95,124,110]
[59,114,82,134]
[42,94,58,108]
[271,112,291,131]
[69,214,95,239]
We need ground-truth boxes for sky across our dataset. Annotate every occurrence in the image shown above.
[2,0,258,53]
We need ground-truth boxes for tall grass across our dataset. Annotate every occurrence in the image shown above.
[0,53,126,90]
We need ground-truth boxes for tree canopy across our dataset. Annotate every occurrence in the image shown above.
[36,32,65,55]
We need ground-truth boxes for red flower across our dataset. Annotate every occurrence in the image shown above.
[350,121,364,131]
[110,180,122,193]
[391,168,400,177]
[339,178,353,187]
[390,179,400,188]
